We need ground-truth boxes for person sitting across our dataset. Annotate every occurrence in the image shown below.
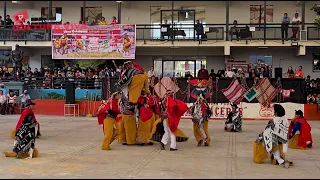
[3,101,39,159]
[225,104,242,132]
[288,110,313,149]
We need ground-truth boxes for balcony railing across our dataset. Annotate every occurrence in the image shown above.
[0,23,320,42]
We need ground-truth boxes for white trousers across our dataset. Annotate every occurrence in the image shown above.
[273,149,284,164]
[161,120,177,149]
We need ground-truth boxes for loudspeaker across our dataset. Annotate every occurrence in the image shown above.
[275,68,283,78]
[65,82,75,104]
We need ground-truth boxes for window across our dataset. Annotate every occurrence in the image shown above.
[41,55,55,69]
[81,7,102,24]
[154,59,206,77]
[249,55,272,70]
[250,5,273,28]
[41,7,62,21]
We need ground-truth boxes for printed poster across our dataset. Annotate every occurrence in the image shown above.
[51,24,136,59]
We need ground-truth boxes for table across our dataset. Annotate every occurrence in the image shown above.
[64,104,79,116]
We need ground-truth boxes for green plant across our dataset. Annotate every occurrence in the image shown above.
[311,5,320,26]
[46,92,66,100]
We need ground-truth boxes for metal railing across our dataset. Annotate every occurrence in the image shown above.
[1,23,320,42]
[0,77,103,89]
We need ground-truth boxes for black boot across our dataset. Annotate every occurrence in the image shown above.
[170,148,178,151]
[197,140,203,147]
[160,142,165,150]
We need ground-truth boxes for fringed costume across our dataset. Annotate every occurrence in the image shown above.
[253,104,293,167]
[4,101,39,159]
[97,93,121,150]
[288,110,313,149]
[189,79,212,147]
[136,94,156,145]
[149,93,189,151]
[225,104,242,132]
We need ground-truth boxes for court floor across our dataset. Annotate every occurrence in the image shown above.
[0,115,319,179]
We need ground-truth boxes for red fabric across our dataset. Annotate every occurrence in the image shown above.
[154,97,161,115]
[200,102,207,116]
[289,118,313,148]
[166,96,188,133]
[132,62,144,72]
[13,10,29,24]
[137,96,145,105]
[280,89,294,98]
[97,99,120,125]
[16,107,36,132]
[189,79,208,87]
[140,106,153,122]
[197,69,209,80]
[111,20,118,24]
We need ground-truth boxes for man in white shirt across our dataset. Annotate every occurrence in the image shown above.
[225,67,236,78]
[0,90,7,115]
[291,13,301,39]
[147,66,156,78]
[20,90,31,108]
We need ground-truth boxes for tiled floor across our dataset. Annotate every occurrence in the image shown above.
[0,115,319,179]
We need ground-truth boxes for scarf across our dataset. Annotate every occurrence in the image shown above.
[15,108,36,132]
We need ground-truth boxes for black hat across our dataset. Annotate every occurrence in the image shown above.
[25,100,36,107]
[273,104,285,117]
[231,104,238,108]
[295,110,304,117]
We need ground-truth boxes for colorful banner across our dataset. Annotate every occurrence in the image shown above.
[51,24,136,59]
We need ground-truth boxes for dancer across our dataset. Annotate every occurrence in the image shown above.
[189,78,212,146]
[136,91,155,146]
[97,92,121,150]
[190,94,211,147]
[253,104,293,167]
[117,93,137,145]
[149,90,189,151]
[10,99,41,139]
[288,110,313,149]
[224,104,242,132]
[4,101,39,159]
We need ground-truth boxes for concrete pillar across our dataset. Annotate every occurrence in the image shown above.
[117,1,122,23]
[48,1,52,20]
[226,1,230,41]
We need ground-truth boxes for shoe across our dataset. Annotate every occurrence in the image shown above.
[204,142,209,146]
[197,140,203,147]
[148,142,154,146]
[170,148,178,151]
[122,143,128,145]
[160,142,165,150]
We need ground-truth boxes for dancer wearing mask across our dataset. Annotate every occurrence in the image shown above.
[288,110,313,149]
[97,92,121,150]
[224,104,242,132]
[253,104,293,167]
[4,101,39,159]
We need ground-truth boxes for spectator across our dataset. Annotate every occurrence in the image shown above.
[0,16,4,25]
[19,90,31,108]
[197,65,209,79]
[147,66,156,78]
[185,71,193,78]
[209,69,216,79]
[160,20,171,40]
[249,69,256,78]
[287,66,294,78]
[230,20,240,40]
[111,16,118,24]
[291,13,301,39]
[258,67,268,78]
[0,90,6,115]
[194,20,205,40]
[236,69,244,78]
[225,67,235,78]
[99,17,107,25]
[5,15,14,26]
[295,65,304,78]
[7,91,16,114]
[281,13,290,39]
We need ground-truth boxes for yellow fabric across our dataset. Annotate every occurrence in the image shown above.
[102,117,118,150]
[3,148,39,158]
[289,134,305,150]
[122,114,137,145]
[128,73,150,104]
[253,141,269,164]
[136,114,155,144]
[123,37,132,52]
[10,130,16,139]
[115,114,125,144]
[193,121,211,145]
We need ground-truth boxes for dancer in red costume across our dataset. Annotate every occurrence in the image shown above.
[149,90,189,151]
[288,110,313,149]
[97,92,121,150]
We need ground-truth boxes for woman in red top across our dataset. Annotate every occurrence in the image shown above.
[294,66,304,78]
[97,92,121,150]
[111,16,118,24]
[288,110,313,149]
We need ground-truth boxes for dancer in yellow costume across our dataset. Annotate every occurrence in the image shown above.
[96,92,121,150]
[136,92,156,145]
[253,104,293,168]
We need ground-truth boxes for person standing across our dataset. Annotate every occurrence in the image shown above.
[111,16,118,24]
[295,65,304,78]
[20,90,31,108]
[7,91,17,114]
[291,13,301,39]
[194,20,205,40]
[281,13,290,40]
[147,66,156,78]
[0,90,7,115]
[197,65,209,80]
